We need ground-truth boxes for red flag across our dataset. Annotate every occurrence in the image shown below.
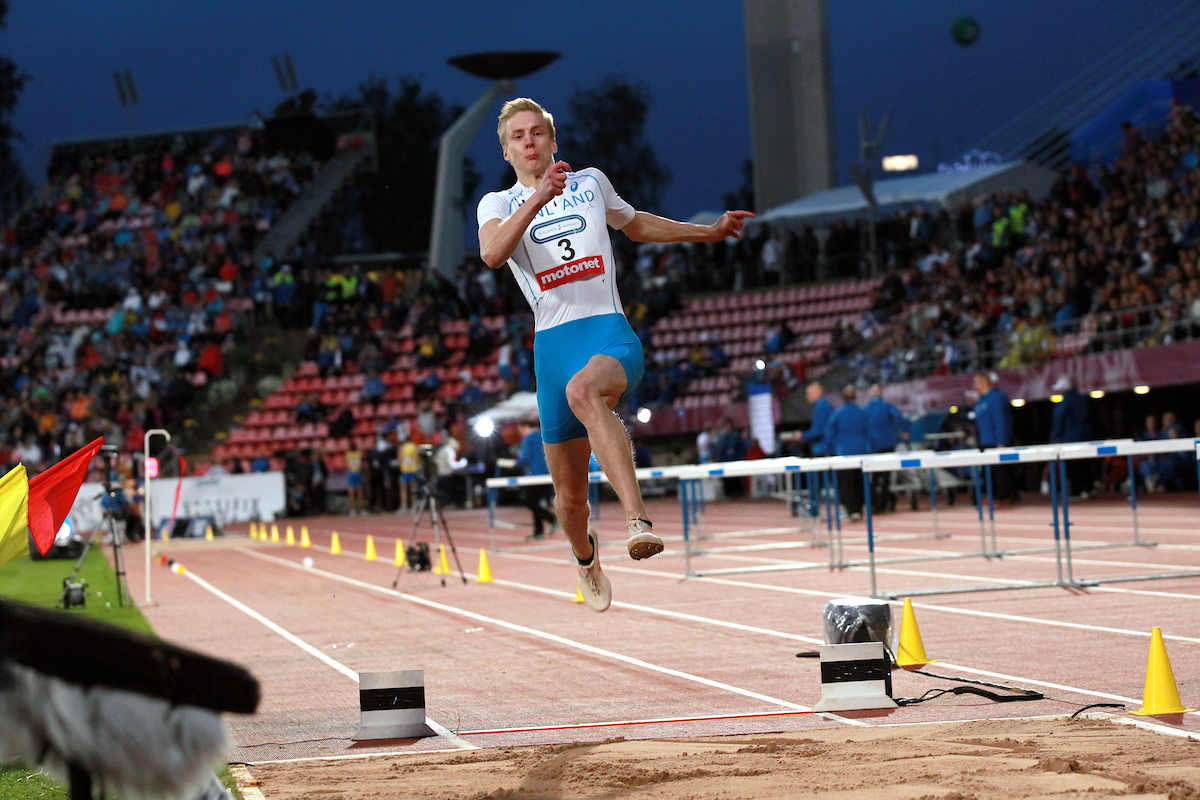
[27,437,104,555]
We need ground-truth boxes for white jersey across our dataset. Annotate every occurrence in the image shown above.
[477,167,636,331]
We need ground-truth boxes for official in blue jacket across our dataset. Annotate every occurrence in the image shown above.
[827,385,870,519]
[514,420,557,538]
[1049,375,1093,498]
[865,384,906,512]
[974,372,1017,502]
[802,382,834,456]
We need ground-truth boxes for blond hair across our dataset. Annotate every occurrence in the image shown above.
[497,98,556,146]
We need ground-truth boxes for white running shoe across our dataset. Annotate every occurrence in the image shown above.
[576,527,611,612]
[626,518,663,560]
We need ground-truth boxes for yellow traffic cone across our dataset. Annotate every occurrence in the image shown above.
[896,598,936,667]
[286,525,295,546]
[1131,627,1196,715]
[205,525,213,541]
[394,540,407,567]
[433,545,451,575]
[270,524,280,543]
[300,526,311,548]
[250,522,260,540]
[330,531,342,555]
[365,535,378,561]
[574,585,585,603]
[477,550,493,583]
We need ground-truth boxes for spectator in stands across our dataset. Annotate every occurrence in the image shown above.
[865,384,906,512]
[514,420,557,539]
[295,393,325,424]
[1049,375,1093,498]
[459,372,485,414]
[827,385,869,521]
[760,230,782,286]
[328,401,354,439]
[360,369,385,406]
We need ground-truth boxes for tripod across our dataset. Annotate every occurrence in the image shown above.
[392,478,467,588]
[65,448,129,608]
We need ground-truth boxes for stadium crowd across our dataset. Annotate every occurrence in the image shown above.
[6,100,1200,519]
[0,126,321,475]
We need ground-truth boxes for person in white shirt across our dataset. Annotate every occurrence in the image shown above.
[477,98,751,611]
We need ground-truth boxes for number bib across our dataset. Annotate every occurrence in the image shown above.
[478,168,634,331]
[524,204,607,291]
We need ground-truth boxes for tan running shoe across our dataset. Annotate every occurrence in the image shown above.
[576,527,611,612]
[626,518,663,560]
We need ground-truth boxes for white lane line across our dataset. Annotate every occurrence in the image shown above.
[266,545,1155,714]
[181,568,477,750]
[235,547,861,724]
[904,602,1200,643]
[1085,712,1200,740]
[270,543,828,645]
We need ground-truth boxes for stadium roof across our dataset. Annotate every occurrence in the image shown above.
[754,160,1056,228]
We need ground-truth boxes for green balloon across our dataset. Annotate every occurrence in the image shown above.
[951,16,981,46]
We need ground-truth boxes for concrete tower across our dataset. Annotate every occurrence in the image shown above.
[743,0,836,212]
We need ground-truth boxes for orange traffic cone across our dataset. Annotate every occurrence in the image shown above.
[365,535,378,561]
[477,550,493,583]
[330,531,342,555]
[1131,627,1196,715]
[896,598,936,667]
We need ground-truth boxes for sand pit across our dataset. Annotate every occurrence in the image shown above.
[244,716,1200,799]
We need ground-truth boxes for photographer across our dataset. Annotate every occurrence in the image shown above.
[434,436,467,507]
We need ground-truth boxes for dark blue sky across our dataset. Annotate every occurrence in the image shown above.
[3,0,1187,237]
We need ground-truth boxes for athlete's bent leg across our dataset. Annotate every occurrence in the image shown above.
[564,355,646,524]
[546,437,611,611]
[565,355,663,559]
[544,437,594,560]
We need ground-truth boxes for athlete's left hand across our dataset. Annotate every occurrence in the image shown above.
[710,210,755,240]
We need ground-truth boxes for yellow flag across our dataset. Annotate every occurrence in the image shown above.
[0,465,31,568]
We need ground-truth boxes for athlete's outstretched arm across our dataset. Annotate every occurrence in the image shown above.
[621,210,755,244]
[479,161,572,269]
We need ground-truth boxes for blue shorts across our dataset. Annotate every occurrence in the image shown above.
[534,313,644,444]
[401,472,418,484]
[346,471,362,489]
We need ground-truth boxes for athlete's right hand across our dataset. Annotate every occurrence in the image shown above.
[534,161,572,206]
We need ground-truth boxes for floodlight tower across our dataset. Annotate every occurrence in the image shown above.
[429,51,559,280]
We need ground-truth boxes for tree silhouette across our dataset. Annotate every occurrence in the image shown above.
[557,76,670,214]
[327,76,480,254]
[0,0,30,221]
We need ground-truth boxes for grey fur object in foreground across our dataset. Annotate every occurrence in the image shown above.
[0,660,231,799]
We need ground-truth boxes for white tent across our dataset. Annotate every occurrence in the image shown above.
[754,161,1056,228]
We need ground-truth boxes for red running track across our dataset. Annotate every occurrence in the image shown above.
[133,492,1200,763]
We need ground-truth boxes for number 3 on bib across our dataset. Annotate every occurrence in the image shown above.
[558,238,575,261]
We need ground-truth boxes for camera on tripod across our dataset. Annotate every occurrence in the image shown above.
[417,443,437,485]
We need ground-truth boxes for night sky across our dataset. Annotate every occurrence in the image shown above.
[3,0,1187,240]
